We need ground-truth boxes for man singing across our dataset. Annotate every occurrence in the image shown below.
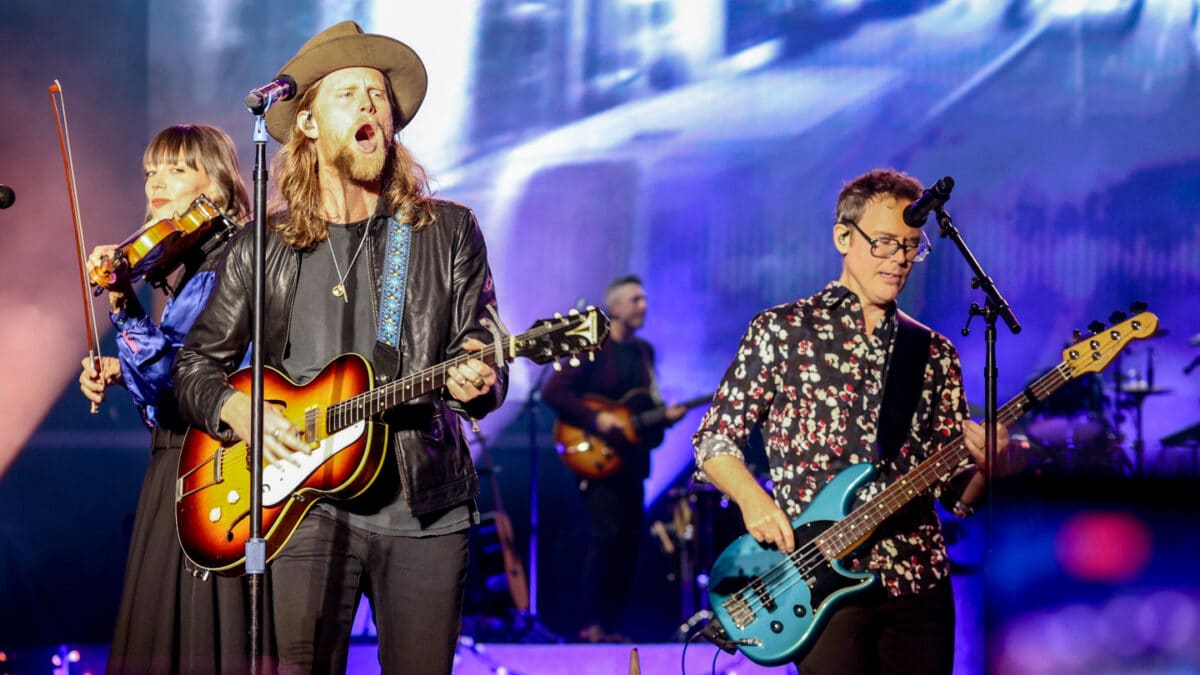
[174,21,505,674]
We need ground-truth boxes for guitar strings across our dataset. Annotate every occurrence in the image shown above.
[205,316,592,479]
[326,316,577,425]
[725,363,1070,619]
[729,364,1066,618]
[720,363,1071,621]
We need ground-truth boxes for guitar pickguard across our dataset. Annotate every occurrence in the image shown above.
[260,420,367,507]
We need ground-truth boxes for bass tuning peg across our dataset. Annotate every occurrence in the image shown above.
[1088,320,1106,334]
[1109,311,1128,324]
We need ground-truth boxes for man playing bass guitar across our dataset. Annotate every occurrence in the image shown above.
[543,274,688,643]
[692,169,1010,674]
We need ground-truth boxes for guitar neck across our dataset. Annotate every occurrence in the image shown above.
[318,306,610,435]
[817,362,1071,558]
[635,392,713,428]
[326,344,505,432]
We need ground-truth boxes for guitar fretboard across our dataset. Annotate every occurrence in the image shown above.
[321,313,600,433]
[814,362,1073,559]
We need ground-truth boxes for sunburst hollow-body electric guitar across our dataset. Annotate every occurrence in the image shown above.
[176,307,609,575]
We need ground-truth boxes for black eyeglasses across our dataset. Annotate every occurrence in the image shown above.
[841,221,932,263]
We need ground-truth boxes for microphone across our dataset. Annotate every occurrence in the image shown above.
[0,184,13,209]
[903,176,954,227]
[245,74,297,115]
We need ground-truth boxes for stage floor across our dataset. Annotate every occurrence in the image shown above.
[2,642,790,674]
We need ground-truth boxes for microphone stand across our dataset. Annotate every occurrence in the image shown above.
[244,112,271,675]
[938,203,1020,514]
[937,201,1019,669]
[516,363,563,642]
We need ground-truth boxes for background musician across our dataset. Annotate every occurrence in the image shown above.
[542,274,687,643]
[78,123,252,675]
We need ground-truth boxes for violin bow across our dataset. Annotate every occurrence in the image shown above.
[49,79,104,413]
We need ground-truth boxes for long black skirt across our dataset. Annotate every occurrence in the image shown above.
[106,430,261,675]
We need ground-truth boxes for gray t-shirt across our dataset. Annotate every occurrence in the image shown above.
[284,218,470,536]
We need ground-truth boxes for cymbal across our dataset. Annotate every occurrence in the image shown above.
[1117,385,1172,407]
[1120,384,1172,395]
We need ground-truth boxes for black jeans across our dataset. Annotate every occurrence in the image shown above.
[578,471,644,633]
[796,580,955,675]
[269,512,469,675]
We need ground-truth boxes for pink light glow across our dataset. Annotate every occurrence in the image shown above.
[1055,510,1152,583]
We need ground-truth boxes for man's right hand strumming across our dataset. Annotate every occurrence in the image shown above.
[220,390,307,464]
[594,410,626,434]
[702,454,795,553]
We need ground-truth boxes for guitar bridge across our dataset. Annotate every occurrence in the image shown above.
[176,447,224,501]
[723,593,757,630]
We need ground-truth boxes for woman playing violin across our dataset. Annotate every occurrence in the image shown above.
[77,124,253,675]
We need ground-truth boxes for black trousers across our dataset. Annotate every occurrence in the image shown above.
[796,580,956,675]
[269,511,469,675]
[578,471,645,633]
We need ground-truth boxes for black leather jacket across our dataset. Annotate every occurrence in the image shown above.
[172,200,507,516]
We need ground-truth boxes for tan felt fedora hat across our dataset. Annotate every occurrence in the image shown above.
[264,20,427,143]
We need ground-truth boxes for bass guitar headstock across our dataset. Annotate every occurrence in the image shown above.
[1063,306,1159,378]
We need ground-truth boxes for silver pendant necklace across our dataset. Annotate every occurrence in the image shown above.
[327,223,371,302]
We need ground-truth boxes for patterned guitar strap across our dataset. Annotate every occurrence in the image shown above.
[376,215,413,349]
[375,215,507,432]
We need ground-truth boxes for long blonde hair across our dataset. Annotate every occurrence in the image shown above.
[269,79,436,250]
[143,124,250,224]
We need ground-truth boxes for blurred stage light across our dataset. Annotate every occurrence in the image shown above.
[1055,510,1152,582]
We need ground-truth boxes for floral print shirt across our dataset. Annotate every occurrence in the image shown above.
[693,281,972,596]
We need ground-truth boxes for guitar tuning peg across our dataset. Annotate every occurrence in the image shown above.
[1108,311,1128,324]
[588,351,596,362]
[552,361,562,372]
[569,355,580,367]
[554,312,563,319]
[568,308,579,316]
[1130,300,1148,314]
[1072,329,1083,343]
[586,304,595,311]
[1088,320,1106,334]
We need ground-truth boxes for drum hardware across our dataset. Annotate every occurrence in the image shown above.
[1114,342,1173,476]
[660,481,756,641]
[1161,422,1200,476]
[1021,368,1120,476]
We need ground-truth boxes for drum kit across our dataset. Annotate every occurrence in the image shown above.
[1016,327,1200,478]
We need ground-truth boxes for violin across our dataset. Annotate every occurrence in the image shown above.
[89,194,236,294]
